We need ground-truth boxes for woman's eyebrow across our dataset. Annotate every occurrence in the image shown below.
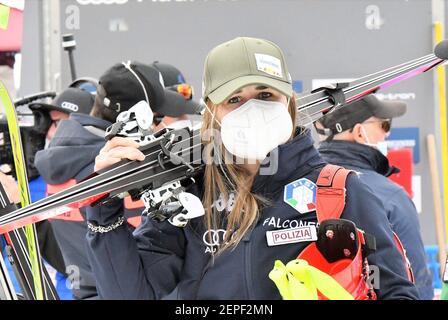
[230,86,269,97]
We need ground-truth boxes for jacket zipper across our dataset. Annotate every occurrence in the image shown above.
[243,228,255,299]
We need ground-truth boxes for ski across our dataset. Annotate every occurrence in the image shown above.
[297,42,448,125]
[4,229,59,300]
[0,178,58,300]
[0,40,447,236]
[0,82,58,300]
[0,184,18,300]
[0,249,17,300]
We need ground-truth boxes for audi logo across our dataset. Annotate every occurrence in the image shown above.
[203,229,233,247]
[61,101,79,112]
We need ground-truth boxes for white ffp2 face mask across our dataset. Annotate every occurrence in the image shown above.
[220,99,293,161]
[361,125,388,157]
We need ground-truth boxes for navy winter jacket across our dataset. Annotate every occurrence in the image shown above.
[319,140,433,299]
[86,131,419,300]
[35,113,112,299]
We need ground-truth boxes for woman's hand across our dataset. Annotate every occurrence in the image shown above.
[95,137,145,171]
[0,172,21,204]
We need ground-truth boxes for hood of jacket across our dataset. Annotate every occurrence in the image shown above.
[35,113,111,184]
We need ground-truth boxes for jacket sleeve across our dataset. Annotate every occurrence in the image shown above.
[385,189,434,300]
[342,174,420,300]
[85,201,185,299]
[35,146,99,185]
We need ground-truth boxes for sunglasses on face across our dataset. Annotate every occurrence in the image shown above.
[363,119,392,133]
[167,84,193,100]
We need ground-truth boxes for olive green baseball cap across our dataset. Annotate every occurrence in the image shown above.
[202,37,293,105]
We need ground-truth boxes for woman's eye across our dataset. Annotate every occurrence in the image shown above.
[228,96,241,104]
[259,92,272,100]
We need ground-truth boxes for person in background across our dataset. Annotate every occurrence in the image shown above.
[29,87,95,299]
[314,94,433,299]
[34,61,201,299]
[151,61,202,131]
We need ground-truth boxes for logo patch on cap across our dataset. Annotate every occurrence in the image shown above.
[255,53,283,78]
[61,101,79,112]
[284,178,317,214]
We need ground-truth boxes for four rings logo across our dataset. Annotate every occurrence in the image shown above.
[76,0,128,5]
[203,229,227,247]
[61,101,79,112]
[202,229,235,253]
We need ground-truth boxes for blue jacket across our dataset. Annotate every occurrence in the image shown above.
[318,140,433,299]
[85,131,419,300]
[34,113,112,299]
[35,113,146,299]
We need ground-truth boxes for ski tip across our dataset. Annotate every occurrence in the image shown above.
[434,40,448,60]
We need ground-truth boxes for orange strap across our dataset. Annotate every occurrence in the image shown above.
[46,179,77,193]
[127,216,142,228]
[124,197,144,228]
[316,164,351,222]
[124,197,144,210]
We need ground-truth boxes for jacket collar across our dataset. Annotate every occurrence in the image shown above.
[252,129,325,194]
[318,140,398,176]
[69,113,112,130]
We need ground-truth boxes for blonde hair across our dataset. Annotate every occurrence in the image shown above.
[201,97,297,255]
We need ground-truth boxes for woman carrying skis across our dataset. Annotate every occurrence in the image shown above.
[86,37,418,300]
